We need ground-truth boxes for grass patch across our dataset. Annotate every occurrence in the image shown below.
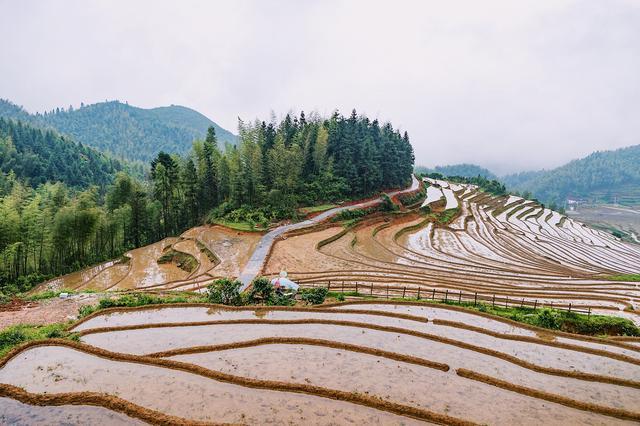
[396,297,640,337]
[213,220,266,232]
[0,323,78,358]
[157,249,198,273]
[299,204,337,215]
[437,207,460,224]
[605,274,640,282]
[78,292,206,319]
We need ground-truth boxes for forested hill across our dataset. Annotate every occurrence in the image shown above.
[415,163,497,179]
[502,144,640,206]
[0,99,237,163]
[0,118,128,193]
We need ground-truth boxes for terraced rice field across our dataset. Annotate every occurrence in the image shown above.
[266,179,640,322]
[2,303,639,424]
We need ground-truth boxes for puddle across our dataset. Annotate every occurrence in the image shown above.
[0,396,145,425]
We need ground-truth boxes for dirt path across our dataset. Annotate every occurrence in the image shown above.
[237,175,421,289]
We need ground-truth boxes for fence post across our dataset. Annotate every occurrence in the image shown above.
[327,280,331,291]
[417,287,421,300]
[505,296,508,308]
[550,301,553,309]
[521,298,524,308]
[355,282,358,294]
[474,292,477,306]
[445,289,448,303]
[402,286,406,298]
[533,300,537,310]
[432,288,436,300]
[588,307,591,317]
[568,303,572,313]
[386,285,389,299]
[492,294,495,307]
[342,281,344,293]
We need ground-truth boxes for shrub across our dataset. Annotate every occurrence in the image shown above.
[0,328,27,350]
[207,278,243,305]
[300,287,328,305]
[248,277,273,304]
[533,308,563,329]
[336,293,346,302]
[380,194,399,212]
[267,293,296,306]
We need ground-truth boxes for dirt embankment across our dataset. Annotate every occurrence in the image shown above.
[0,294,101,329]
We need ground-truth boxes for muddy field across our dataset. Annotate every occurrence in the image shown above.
[2,303,639,424]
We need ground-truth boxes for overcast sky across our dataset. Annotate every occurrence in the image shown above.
[1,0,639,174]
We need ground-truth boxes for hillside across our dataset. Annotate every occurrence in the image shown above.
[0,99,237,163]
[503,144,640,206]
[415,163,497,179]
[0,118,128,191]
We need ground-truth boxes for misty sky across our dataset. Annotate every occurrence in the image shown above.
[1,0,639,175]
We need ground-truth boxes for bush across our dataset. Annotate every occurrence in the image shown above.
[336,293,346,302]
[0,328,27,350]
[380,194,399,212]
[534,308,563,329]
[300,287,328,305]
[207,278,243,305]
[267,293,296,306]
[248,277,273,304]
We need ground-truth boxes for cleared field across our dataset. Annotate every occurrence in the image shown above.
[3,304,638,424]
[35,225,263,293]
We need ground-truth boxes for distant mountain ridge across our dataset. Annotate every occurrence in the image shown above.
[0,99,237,163]
[502,144,640,206]
[415,163,497,179]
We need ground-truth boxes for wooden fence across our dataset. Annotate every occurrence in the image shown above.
[302,280,592,316]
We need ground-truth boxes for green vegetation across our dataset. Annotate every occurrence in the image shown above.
[300,287,328,305]
[503,144,640,206]
[0,99,237,163]
[212,220,266,232]
[157,249,198,273]
[206,278,244,306]
[0,323,78,357]
[416,163,497,180]
[397,297,640,337]
[1,110,413,297]
[299,204,337,215]
[248,277,274,303]
[605,274,640,282]
[398,185,426,208]
[78,292,198,318]
[437,207,460,224]
[0,118,132,191]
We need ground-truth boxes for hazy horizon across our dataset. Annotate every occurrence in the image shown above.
[1,0,639,174]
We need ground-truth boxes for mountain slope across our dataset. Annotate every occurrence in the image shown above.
[502,144,640,206]
[0,118,128,190]
[0,99,237,163]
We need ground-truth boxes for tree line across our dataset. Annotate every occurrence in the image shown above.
[0,110,413,294]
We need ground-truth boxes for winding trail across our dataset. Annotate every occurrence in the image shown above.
[238,175,420,289]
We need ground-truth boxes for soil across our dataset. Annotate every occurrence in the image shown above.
[0,294,101,328]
